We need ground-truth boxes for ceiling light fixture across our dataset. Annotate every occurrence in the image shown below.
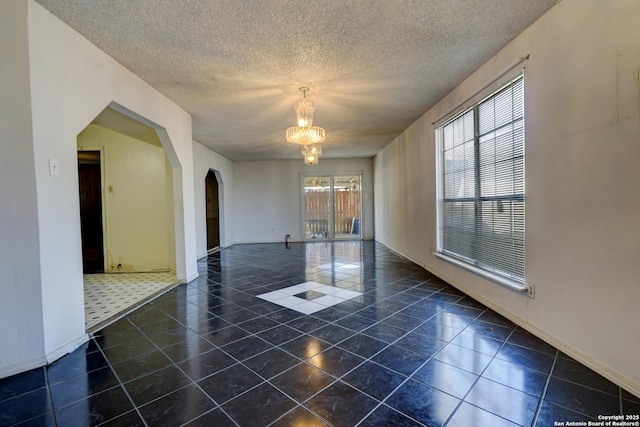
[301,144,322,158]
[304,151,319,165]
[286,87,325,151]
[302,144,321,165]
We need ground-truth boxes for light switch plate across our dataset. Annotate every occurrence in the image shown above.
[49,159,59,176]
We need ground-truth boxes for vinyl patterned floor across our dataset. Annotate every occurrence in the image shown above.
[1,241,638,426]
[84,272,179,331]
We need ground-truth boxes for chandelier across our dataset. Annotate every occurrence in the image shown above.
[302,144,322,165]
[286,87,325,163]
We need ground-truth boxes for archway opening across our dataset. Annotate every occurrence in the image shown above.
[78,105,179,331]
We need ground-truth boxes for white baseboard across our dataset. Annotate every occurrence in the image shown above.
[376,240,640,399]
[0,355,48,380]
[46,334,90,365]
[0,333,89,380]
[181,271,199,284]
[515,320,640,399]
[446,277,640,398]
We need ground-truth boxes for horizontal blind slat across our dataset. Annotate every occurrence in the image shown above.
[439,74,525,283]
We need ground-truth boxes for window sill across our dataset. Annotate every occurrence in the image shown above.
[433,253,527,293]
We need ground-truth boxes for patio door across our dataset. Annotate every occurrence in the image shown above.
[303,174,361,240]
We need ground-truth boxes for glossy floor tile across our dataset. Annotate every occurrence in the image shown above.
[1,241,638,426]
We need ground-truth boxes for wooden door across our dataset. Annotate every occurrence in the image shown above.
[78,151,104,272]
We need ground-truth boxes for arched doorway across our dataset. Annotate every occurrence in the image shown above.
[78,105,180,331]
[205,170,220,251]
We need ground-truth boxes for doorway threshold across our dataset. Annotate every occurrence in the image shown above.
[207,246,221,255]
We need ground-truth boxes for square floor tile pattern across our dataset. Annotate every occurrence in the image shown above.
[257,281,363,314]
[1,241,638,427]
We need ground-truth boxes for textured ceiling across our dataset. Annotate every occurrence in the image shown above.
[35,0,559,161]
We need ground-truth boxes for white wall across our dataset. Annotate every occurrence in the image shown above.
[233,158,374,244]
[0,0,47,376]
[374,0,640,396]
[193,140,235,258]
[78,125,172,272]
[0,0,199,378]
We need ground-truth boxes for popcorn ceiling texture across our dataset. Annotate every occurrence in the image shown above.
[35,0,559,161]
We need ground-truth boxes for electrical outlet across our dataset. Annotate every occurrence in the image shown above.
[527,284,535,299]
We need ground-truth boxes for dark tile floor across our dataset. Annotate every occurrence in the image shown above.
[1,241,639,426]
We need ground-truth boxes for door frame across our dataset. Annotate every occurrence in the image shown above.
[205,169,221,252]
[77,146,108,272]
[300,172,363,241]
[203,168,225,252]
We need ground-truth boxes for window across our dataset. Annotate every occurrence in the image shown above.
[437,73,524,285]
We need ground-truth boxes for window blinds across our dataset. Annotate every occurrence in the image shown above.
[439,74,524,283]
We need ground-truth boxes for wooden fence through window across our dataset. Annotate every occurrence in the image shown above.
[304,189,360,237]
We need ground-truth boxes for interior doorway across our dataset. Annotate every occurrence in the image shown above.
[205,170,220,251]
[303,174,362,240]
[78,150,105,273]
[78,104,180,332]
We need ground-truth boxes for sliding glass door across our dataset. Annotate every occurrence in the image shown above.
[303,174,361,240]
[332,176,361,239]
[303,176,331,239]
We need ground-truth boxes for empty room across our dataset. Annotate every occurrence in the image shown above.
[1,0,639,426]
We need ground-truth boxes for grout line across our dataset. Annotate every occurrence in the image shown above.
[293,287,480,425]
[125,316,239,426]
[531,350,559,427]
[94,331,150,427]
[43,365,58,427]
[60,242,619,427]
[440,326,519,427]
[172,283,431,425]
[619,386,624,415]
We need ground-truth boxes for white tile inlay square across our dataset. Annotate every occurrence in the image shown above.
[313,294,346,307]
[294,300,328,315]
[278,295,307,308]
[255,290,290,302]
[256,281,363,314]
